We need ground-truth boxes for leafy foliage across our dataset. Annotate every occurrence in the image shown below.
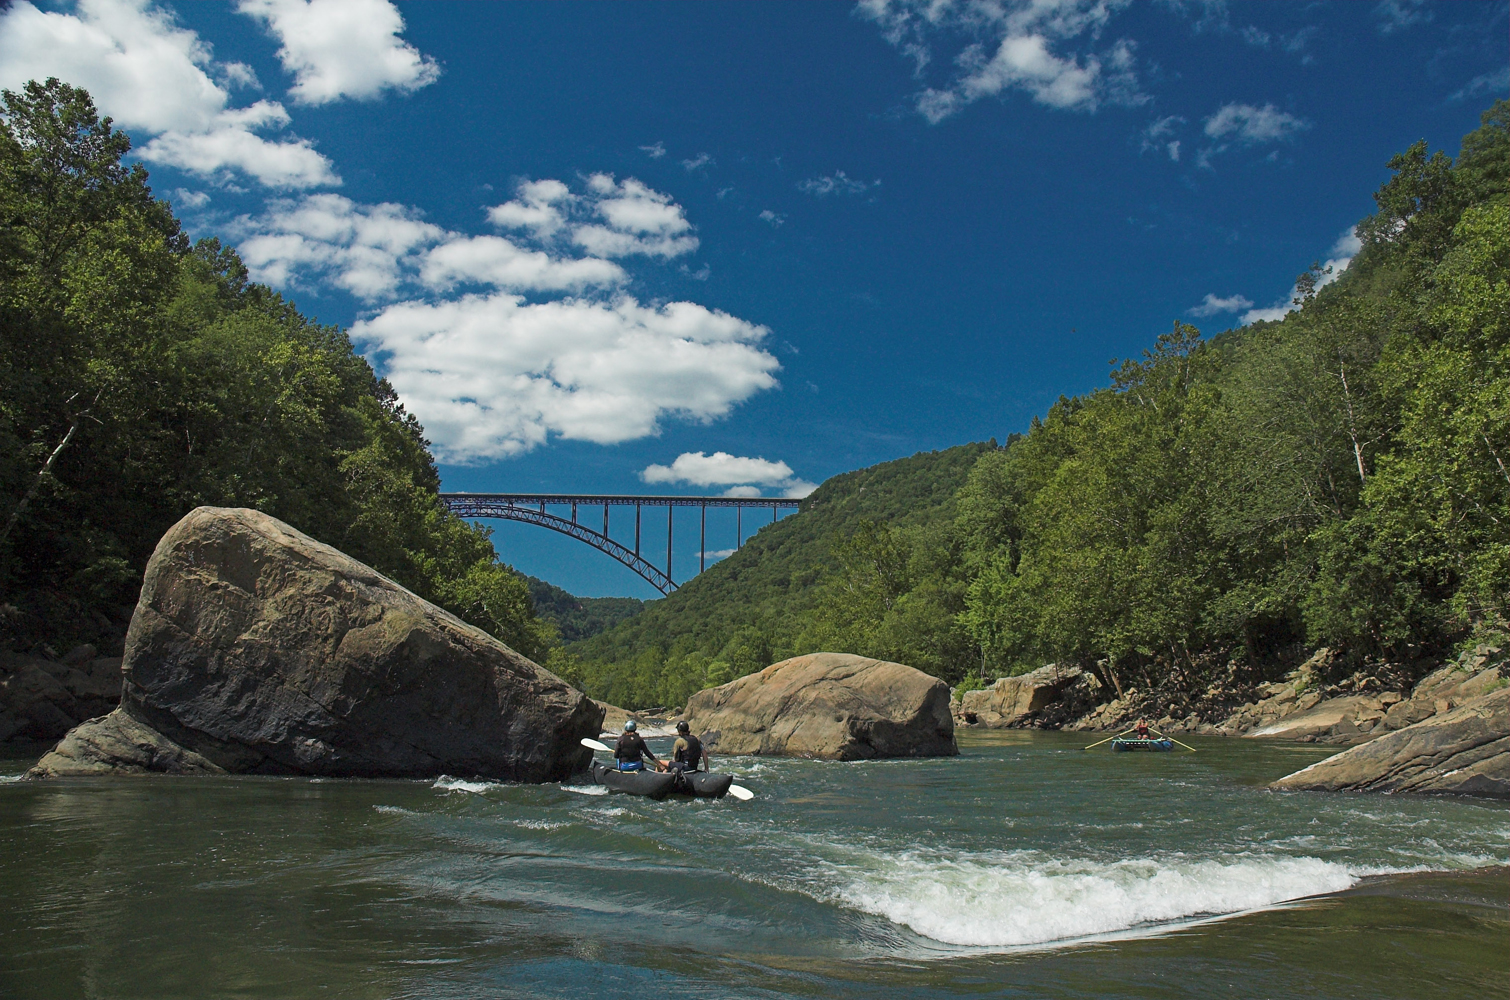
[0,79,552,661]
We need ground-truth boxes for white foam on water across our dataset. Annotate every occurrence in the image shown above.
[560,784,608,796]
[373,804,413,815]
[828,849,1359,949]
[433,776,498,794]
[0,774,25,783]
[514,819,567,830]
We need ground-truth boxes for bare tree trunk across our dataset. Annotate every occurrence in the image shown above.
[0,419,80,549]
[1336,358,1367,486]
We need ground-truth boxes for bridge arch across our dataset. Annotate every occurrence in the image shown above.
[440,493,802,596]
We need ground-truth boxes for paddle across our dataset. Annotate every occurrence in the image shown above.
[579,738,755,800]
[1081,728,1136,750]
[1148,727,1198,752]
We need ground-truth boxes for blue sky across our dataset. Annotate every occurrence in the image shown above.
[2,0,1506,597]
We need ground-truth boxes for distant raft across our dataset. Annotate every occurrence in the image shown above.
[1111,737,1176,752]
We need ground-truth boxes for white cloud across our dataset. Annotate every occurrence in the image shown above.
[240,178,764,463]
[236,193,445,297]
[860,0,1146,121]
[1449,66,1510,104]
[1187,293,1253,318]
[1374,0,1431,34]
[571,175,699,258]
[139,100,340,188]
[643,452,815,498]
[643,452,796,487]
[758,209,785,227]
[237,191,626,300]
[797,171,876,197]
[1203,103,1309,144]
[419,236,625,294]
[0,0,338,189]
[704,547,738,558]
[1241,229,1361,325]
[640,141,666,159]
[1140,115,1185,159]
[236,0,439,105]
[354,300,781,463]
[680,152,713,172]
[487,178,572,238]
[172,188,211,209]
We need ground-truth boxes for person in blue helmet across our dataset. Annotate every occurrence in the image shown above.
[613,720,661,772]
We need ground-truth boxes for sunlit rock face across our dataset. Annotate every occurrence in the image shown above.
[683,652,957,760]
[30,507,601,780]
[1271,685,1509,799]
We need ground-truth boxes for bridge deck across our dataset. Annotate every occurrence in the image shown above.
[438,493,802,509]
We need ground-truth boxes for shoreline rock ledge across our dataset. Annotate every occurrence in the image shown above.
[29,507,602,781]
[1269,685,1509,798]
[682,652,957,760]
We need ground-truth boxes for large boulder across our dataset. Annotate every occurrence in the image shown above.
[1270,686,1509,798]
[29,507,602,780]
[957,664,1085,727]
[681,652,957,760]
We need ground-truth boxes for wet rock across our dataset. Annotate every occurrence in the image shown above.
[681,652,957,759]
[30,506,602,780]
[1271,686,1509,798]
[957,664,1085,728]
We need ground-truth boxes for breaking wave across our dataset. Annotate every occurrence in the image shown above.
[827,849,1358,948]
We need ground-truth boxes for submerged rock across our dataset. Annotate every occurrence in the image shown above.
[1270,686,1509,798]
[30,507,602,780]
[957,664,1085,728]
[682,652,957,760]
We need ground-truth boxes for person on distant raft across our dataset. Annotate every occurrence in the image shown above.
[614,720,661,772]
[1134,718,1151,739]
[666,721,709,775]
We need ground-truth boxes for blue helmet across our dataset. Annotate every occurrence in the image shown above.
[623,720,637,732]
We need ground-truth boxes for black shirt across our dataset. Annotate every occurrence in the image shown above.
[615,731,652,763]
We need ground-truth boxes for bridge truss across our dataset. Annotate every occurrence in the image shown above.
[438,493,803,595]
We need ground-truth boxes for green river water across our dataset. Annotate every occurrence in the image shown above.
[1,731,1505,999]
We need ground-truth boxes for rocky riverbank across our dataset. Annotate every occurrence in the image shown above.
[947,641,1508,798]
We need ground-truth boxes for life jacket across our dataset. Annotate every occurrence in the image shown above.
[673,733,703,770]
[615,731,648,762]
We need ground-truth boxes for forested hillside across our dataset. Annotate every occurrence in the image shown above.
[567,102,1508,709]
[557,442,993,707]
[525,576,644,644]
[0,80,554,660]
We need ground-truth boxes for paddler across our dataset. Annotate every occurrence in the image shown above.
[666,721,709,775]
[613,720,662,772]
[1134,718,1151,739]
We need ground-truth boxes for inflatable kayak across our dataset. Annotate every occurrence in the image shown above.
[1111,737,1175,752]
[589,761,735,799]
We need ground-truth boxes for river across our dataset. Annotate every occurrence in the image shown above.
[1,731,1504,999]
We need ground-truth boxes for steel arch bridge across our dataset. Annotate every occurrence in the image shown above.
[439,493,802,595]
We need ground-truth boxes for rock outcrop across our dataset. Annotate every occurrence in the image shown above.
[681,652,957,760]
[1270,685,1509,798]
[0,646,123,741]
[956,664,1086,728]
[29,507,602,780]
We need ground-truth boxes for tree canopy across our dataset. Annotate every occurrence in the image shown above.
[0,79,553,660]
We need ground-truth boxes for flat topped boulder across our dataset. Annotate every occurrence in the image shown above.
[30,506,601,781]
[1270,686,1509,799]
[681,652,957,760]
